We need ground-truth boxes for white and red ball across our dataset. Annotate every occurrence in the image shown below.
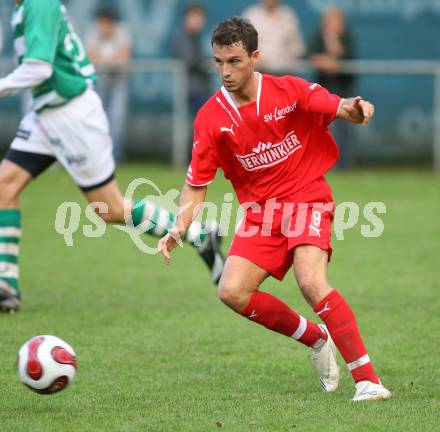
[17,335,77,394]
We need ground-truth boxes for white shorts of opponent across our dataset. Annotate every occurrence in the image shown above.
[10,89,115,189]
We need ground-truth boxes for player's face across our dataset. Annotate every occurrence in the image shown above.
[213,42,259,93]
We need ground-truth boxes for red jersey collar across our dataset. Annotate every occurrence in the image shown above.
[220,72,263,120]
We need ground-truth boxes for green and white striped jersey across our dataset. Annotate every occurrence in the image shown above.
[12,0,96,110]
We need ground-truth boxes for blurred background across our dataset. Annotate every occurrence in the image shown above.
[0,0,439,169]
[0,4,439,428]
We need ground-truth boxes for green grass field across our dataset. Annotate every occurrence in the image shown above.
[0,165,439,432]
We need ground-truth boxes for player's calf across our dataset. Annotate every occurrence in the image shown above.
[0,160,31,208]
[0,177,16,208]
[314,290,384,388]
[84,180,127,224]
[94,200,127,224]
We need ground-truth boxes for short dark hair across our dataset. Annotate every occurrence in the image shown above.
[211,17,258,56]
[184,4,206,16]
[95,8,118,21]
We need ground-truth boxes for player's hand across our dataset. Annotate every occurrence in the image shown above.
[158,226,185,265]
[343,96,375,125]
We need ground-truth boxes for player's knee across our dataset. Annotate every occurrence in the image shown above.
[218,280,249,312]
[296,273,330,306]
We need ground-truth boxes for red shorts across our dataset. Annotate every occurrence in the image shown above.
[228,177,334,280]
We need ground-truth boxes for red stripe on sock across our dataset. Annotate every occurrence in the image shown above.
[241,291,326,347]
[314,290,379,384]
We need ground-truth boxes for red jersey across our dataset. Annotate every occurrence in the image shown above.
[186,73,341,204]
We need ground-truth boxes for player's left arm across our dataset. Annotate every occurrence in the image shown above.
[292,78,374,126]
[0,61,53,98]
[337,96,375,125]
[0,0,60,98]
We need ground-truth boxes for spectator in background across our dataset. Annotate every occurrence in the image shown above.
[87,8,132,163]
[171,4,211,120]
[309,6,355,169]
[0,22,3,56]
[243,0,304,73]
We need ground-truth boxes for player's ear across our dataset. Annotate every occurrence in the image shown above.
[251,49,260,67]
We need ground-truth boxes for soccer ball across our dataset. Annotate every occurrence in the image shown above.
[17,335,77,394]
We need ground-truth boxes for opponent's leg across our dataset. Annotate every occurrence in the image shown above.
[219,255,328,348]
[83,180,224,283]
[39,88,223,283]
[0,160,33,312]
[294,245,391,400]
[82,179,128,224]
[130,197,224,283]
[0,110,57,312]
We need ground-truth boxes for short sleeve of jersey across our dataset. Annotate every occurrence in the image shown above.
[23,0,61,64]
[186,115,219,187]
[290,77,341,125]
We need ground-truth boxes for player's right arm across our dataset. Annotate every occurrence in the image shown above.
[0,0,60,97]
[159,184,207,264]
[0,61,52,98]
[159,112,219,264]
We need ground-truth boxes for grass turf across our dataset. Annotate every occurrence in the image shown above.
[0,165,439,431]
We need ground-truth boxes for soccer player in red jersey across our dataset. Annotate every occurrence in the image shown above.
[159,17,391,401]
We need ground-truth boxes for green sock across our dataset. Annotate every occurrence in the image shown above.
[131,200,212,247]
[0,209,21,296]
